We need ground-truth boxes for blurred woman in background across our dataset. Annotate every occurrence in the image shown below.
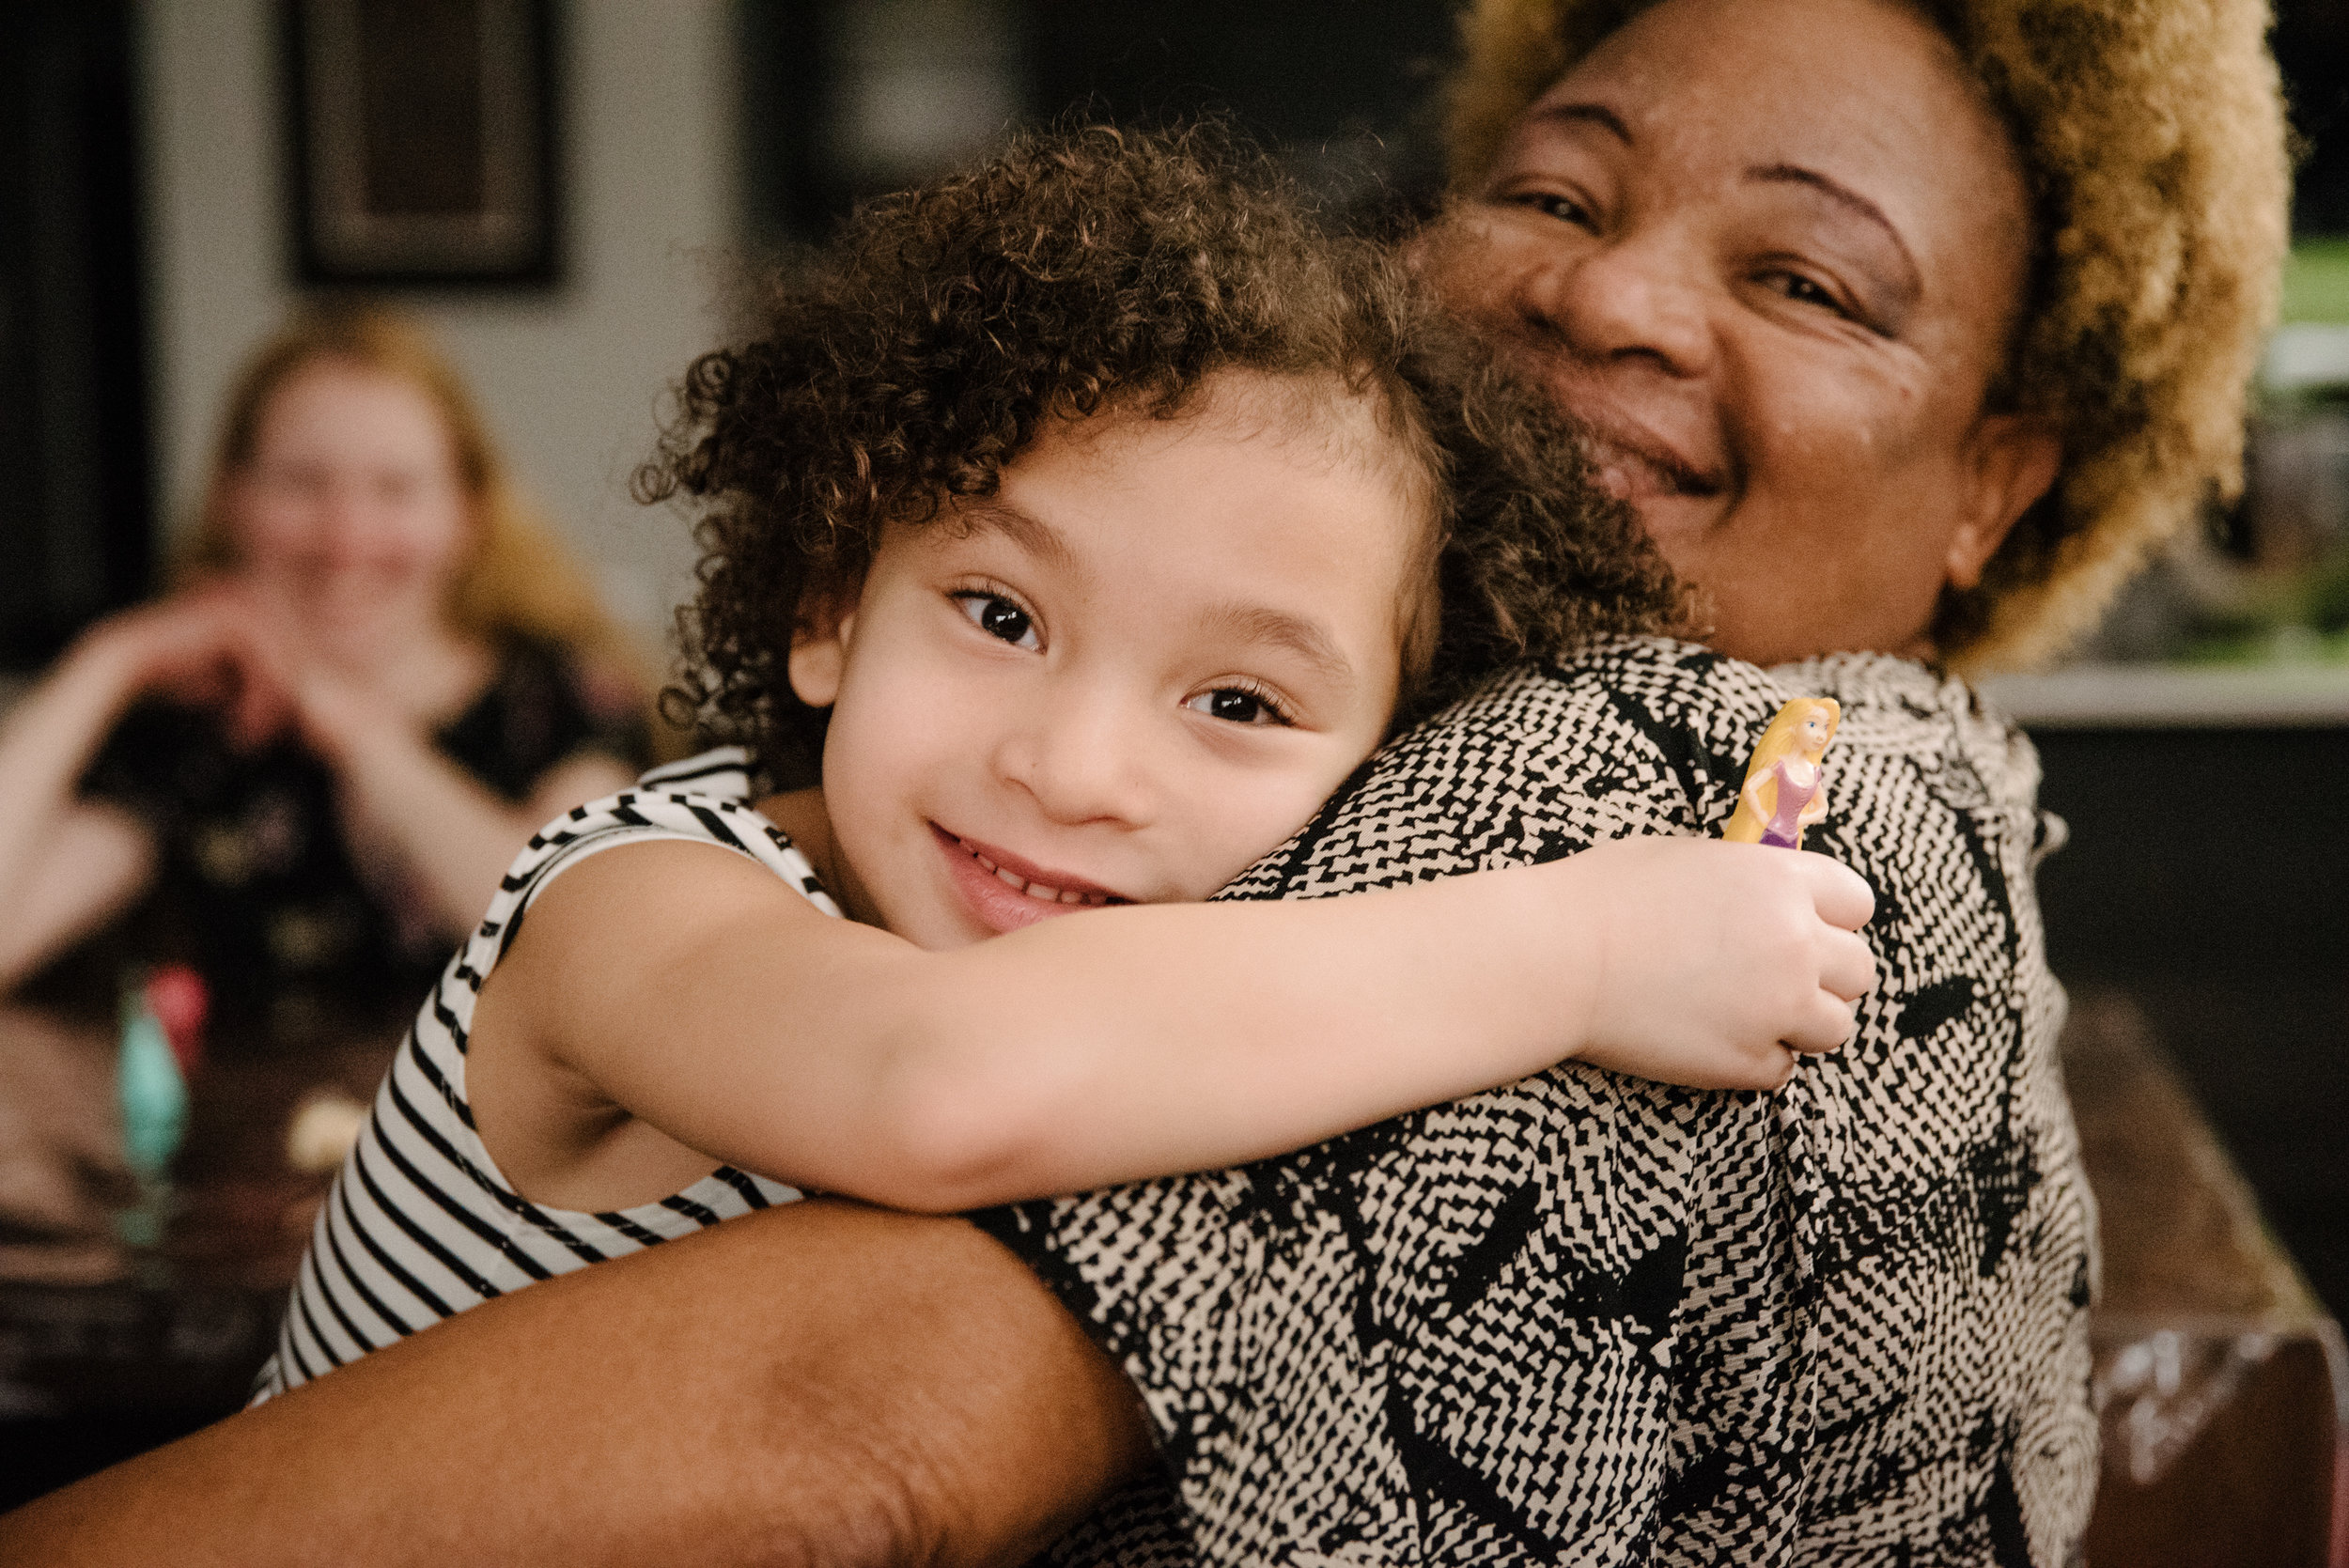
[0,309,653,1039]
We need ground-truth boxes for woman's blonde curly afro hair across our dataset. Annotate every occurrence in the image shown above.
[1442,0,2293,670]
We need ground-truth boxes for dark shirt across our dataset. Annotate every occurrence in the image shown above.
[980,639,2096,1566]
[68,636,647,1040]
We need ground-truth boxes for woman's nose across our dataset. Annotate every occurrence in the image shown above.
[1518,228,1717,380]
[996,689,1156,829]
[319,493,368,555]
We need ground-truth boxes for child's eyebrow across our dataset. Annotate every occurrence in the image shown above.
[956,495,1352,685]
[957,498,1080,575]
[1199,604,1355,686]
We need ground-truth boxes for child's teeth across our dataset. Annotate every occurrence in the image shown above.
[958,837,1111,907]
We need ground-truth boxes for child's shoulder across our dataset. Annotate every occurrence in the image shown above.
[633,746,759,801]
[479,750,842,954]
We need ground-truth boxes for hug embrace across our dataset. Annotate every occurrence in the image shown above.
[0,0,2288,1562]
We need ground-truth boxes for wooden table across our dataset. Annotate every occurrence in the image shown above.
[2066,988,2348,1568]
[0,991,2339,1557]
[0,1001,395,1507]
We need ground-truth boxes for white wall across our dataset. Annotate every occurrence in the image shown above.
[138,0,740,644]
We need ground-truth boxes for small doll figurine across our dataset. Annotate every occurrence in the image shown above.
[1724,698,1841,849]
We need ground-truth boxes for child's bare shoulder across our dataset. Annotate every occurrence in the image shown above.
[529,836,817,930]
[487,769,848,1009]
[474,824,850,1098]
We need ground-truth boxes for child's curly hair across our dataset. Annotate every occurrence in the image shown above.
[1440,0,2291,672]
[638,123,1687,781]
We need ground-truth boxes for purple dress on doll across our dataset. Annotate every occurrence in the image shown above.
[1759,758,1821,847]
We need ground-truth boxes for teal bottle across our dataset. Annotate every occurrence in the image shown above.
[117,983,189,1250]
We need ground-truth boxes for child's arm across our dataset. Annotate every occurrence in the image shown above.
[471,833,1873,1214]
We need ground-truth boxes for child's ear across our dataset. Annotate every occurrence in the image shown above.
[786,594,857,709]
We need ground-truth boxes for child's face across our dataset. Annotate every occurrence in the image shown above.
[791,373,1430,951]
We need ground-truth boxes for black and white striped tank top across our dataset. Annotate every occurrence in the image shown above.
[252,750,840,1402]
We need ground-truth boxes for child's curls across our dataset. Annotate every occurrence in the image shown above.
[637,122,1690,782]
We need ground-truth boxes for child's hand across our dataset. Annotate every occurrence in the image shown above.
[1559,837,1876,1092]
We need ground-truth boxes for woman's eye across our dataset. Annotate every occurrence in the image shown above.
[1184,687,1287,727]
[954,592,1038,650]
[1761,269,1850,317]
[1517,191,1595,228]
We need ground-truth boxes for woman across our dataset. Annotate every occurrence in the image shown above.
[1433,0,2284,675]
[0,0,2288,1560]
[0,310,651,1033]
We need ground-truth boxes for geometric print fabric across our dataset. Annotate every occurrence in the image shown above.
[982,639,2096,1566]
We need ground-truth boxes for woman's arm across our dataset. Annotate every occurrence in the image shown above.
[475,832,1875,1214]
[292,670,635,939]
[0,594,278,989]
[0,1200,1144,1568]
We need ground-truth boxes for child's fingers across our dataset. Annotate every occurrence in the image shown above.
[1703,1042,1797,1093]
[1815,928,1876,1003]
[1781,990,1859,1055]
[1796,853,1875,931]
[1746,1045,1798,1093]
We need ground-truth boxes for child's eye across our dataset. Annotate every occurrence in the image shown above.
[953,591,1039,651]
[1183,686,1291,727]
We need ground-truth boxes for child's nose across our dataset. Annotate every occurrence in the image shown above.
[998,690,1156,828]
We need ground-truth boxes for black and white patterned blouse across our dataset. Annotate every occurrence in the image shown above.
[976,638,2097,1566]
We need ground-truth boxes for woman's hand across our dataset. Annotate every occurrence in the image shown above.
[0,583,308,990]
[275,650,636,943]
[1558,837,1875,1092]
[0,1005,134,1285]
[271,655,399,769]
[67,582,297,749]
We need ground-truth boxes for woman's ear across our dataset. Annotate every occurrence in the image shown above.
[1946,414,2062,592]
[786,594,856,709]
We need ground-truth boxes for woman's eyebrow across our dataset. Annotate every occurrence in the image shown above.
[1521,101,1633,146]
[1746,163,1922,298]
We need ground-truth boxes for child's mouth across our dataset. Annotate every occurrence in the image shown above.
[931,825,1128,934]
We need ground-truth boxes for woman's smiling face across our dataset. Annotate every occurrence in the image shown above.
[1434,0,2060,666]
[228,358,473,651]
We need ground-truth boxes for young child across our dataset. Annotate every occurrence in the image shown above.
[255,127,1873,1398]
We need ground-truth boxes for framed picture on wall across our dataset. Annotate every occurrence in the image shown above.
[280,0,561,287]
